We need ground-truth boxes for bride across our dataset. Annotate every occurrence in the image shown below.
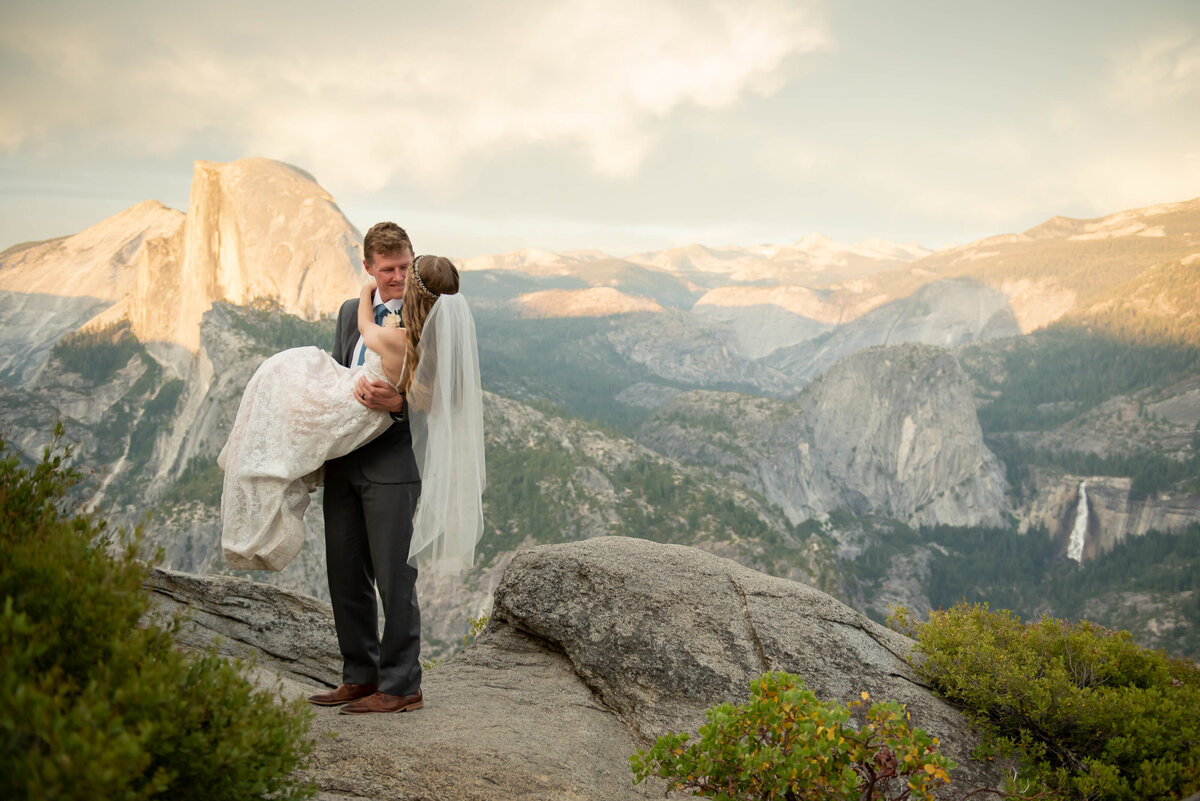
[218,255,485,573]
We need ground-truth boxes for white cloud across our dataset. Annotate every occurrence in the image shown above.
[1110,32,1200,107]
[0,0,830,192]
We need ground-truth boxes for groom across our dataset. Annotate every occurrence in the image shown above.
[308,221,424,715]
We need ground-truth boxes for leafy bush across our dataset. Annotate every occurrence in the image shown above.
[630,671,954,800]
[465,608,490,645]
[894,602,1200,801]
[0,426,315,801]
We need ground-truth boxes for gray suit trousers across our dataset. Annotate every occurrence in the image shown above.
[323,457,422,695]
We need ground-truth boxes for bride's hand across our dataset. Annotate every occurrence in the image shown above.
[361,281,376,300]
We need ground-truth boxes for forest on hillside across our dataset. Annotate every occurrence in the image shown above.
[919,522,1200,659]
[960,318,1200,497]
[35,287,1200,662]
[961,326,1200,432]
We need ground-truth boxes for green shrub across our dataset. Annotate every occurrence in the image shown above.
[0,426,315,801]
[465,608,490,645]
[894,602,1200,801]
[630,671,954,800]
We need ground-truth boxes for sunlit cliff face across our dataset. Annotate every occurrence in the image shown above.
[0,159,366,360]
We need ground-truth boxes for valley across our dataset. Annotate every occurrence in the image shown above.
[2,158,1197,661]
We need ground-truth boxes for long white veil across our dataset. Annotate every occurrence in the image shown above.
[407,293,486,572]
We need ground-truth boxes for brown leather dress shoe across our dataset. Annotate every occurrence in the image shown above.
[339,689,424,715]
[307,683,378,706]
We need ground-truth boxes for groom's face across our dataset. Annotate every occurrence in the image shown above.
[364,248,412,302]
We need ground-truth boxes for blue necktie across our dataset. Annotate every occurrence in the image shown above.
[357,305,391,365]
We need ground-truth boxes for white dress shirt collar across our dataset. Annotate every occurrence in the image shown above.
[373,289,403,311]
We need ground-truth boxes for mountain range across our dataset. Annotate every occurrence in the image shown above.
[2,157,1197,659]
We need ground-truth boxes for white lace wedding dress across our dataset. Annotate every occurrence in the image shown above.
[218,346,394,571]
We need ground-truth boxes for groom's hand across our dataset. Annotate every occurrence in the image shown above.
[354,376,405,413]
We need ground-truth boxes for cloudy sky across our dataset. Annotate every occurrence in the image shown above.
[2,0,1198,258]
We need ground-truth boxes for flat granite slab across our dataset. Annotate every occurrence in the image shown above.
[297,627,658,801]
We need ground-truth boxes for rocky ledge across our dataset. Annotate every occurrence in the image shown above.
[144,537,1003,800]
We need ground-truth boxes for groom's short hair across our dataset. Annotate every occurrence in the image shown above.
[364,222,412,263]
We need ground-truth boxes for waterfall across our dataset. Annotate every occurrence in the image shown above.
[1067,480,1088,563]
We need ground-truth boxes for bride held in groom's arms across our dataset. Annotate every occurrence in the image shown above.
[218,228,485,577]
[220,223,484,714]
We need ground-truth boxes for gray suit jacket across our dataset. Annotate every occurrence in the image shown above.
[330,298,420,484]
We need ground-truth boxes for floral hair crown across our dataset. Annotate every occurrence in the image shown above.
[412,255,439,300]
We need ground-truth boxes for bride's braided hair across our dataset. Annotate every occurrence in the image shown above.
[399,255,460,393]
